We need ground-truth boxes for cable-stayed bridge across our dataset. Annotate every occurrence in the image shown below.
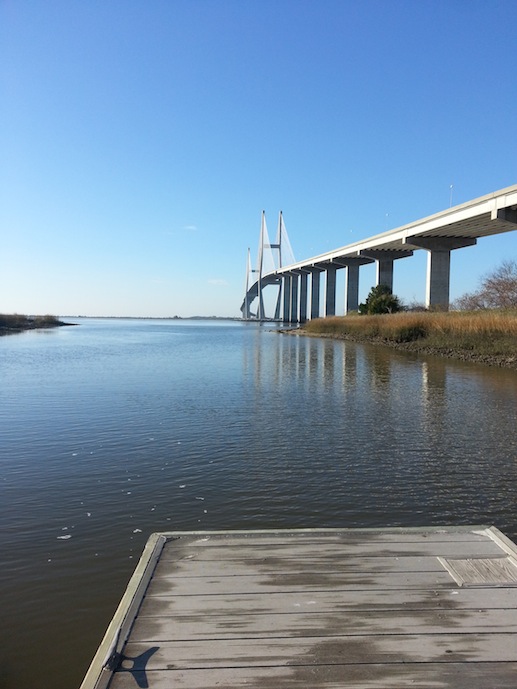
[241,184,517,322]
[242,211,296,320]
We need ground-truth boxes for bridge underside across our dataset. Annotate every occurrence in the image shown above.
[241,185,517,321]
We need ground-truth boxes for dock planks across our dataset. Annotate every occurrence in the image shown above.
[80,526,517,688]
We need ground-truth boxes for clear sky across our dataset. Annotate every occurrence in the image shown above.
[2,0,517,317]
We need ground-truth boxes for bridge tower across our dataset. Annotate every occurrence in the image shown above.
[242,211,295,320]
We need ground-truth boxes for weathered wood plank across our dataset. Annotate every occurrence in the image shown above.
[160,539,503,560]
[138,586,517,615]
[146,570,458,596]
[153,554,459,577]
[129,607,517,641]
[79,532,166,689]
[121,632,517,669]
[108,663,517,689]
[439,556,517,585]
[161,528,491,550]
[83,527,517,689]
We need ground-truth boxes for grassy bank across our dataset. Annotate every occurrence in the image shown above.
[302,310,517,368]
[0,313,70,334]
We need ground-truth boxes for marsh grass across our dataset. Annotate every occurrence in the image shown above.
[0,313,64,331]
[303,310,517,358]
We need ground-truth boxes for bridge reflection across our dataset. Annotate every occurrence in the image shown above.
[239,325,517,532]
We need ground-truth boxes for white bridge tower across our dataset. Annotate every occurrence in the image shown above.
[242,211,295,320]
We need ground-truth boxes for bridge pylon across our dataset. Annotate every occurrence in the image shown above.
[241,211,295,321]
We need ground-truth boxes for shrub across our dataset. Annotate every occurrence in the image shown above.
[359,285,403,315]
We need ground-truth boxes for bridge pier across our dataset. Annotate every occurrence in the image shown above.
[324,265,337,317]
[290,273,299,323]
[334,257,374,314]
[345,263,360,313]
[359,250,413,294]
[299,271,308,323]
[282,275,291,322]
[404,237,476,309]
[378,261,393,290]
[427,250,451,309]
[310,269,321,319]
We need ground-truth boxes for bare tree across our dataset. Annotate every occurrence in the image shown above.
[454,259,517,310]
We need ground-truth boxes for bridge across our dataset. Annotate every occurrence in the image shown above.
[241,184,517,321]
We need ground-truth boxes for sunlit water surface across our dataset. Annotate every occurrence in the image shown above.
[1,318,517,689]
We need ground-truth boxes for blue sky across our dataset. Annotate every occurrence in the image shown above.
[2,0,517,317]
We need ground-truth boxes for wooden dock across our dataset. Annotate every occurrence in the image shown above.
[80,526,517,689]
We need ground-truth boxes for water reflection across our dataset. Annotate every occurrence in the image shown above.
[243,329,517,540]
[2,321,517,689]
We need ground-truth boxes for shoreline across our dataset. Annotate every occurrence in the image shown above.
[281,326,517,370]
[0,315,76,336]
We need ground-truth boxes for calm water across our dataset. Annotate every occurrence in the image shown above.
[1,318,517,689]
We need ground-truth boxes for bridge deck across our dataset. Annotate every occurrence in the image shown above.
[81,526,517,689]
[242,184,517,316]
[276,183,517,274]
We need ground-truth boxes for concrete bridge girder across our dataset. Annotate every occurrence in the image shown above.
[493,206,517,225]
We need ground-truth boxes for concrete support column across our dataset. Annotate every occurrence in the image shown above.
[334,257,374,314]
[426,250,451,309]
[345,264,360,314]
[310,271,320,319]
[404,237,476,311]
[282,275,291,322]
[290,274,299,323]
[299,272,308,323]
[359,249,413,295]
[325,266,337,317]
[377,260,394,291]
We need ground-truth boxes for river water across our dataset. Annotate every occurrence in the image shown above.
[1,318,517,689]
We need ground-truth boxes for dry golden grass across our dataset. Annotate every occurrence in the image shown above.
[303,310,517,357]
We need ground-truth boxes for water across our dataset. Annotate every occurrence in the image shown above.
[1,318,517,689]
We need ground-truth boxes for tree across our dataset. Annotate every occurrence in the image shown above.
[455,259,517,310]
[358,284,403,315]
